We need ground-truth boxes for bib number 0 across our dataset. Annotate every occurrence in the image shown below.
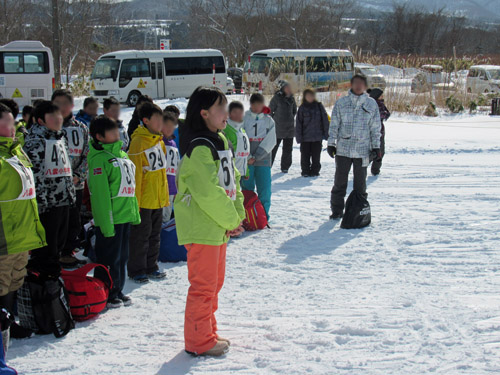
[65,127,84,156]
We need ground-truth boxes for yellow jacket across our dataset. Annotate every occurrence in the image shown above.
[128,125,169,209]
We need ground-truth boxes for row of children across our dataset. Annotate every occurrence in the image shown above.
[0,88,186,347]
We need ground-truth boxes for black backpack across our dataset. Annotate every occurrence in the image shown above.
[17,271,74,338]
[341,190,371,229]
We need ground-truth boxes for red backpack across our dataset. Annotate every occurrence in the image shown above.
[61,263,113,322]
[242,190,268,231]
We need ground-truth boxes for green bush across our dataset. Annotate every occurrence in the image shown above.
[445,95,464,113]
[424,101,438,117]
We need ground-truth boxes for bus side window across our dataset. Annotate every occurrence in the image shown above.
[151,62,156,79]
[3,53,23,73]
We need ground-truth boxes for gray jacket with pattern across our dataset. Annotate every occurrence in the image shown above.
[328,91,381,160]
[23,123,76,213]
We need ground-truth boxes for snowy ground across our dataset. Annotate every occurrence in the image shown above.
[7,99,500,374]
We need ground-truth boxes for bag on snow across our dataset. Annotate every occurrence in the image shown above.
[242,190,268,231]
[61,263,113,322]
[341,190,371,229]
[159,219,187,263]
[17,271,74,338]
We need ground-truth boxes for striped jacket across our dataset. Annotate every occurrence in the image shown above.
[328,91,381,161]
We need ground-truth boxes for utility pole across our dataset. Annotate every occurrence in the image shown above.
[51,0,61,88]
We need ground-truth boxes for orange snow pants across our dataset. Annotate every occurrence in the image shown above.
[184,243,227,354]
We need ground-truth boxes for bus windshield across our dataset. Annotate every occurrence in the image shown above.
[91,58,120,79]
[249,55,271,74]
[486,69,500,80]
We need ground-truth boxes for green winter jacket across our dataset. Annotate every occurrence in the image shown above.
[0,136,46,255]
[87,140,141,237]
[175,132,245,246]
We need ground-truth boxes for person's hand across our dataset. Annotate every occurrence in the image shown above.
[373,148,382,162]
[327,145,336,158]
[226,224,245,237]
[73,176,80,186]
[248,157,256,165]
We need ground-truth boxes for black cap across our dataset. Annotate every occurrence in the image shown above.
[368,88,383,100]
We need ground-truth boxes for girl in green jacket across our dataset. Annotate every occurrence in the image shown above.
[88,116,140,308]
[175,87,245,357]
[0,103,46,340]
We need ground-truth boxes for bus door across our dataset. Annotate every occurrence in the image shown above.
[150,60,165,99]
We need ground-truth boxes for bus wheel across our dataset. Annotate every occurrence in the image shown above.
[126,91,141,107]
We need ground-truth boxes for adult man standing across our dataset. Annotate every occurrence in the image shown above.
[270,80,297,173]
[327,75,381,220]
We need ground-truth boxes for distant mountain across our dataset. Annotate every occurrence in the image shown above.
[357,0,500,20]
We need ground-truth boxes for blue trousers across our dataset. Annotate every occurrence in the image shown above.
[95,223,130,300]
[241,165,272,219]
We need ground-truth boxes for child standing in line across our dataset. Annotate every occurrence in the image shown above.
[175,86,245,357]
[0,103,46,339]
[241,93,276,219]
[295,88,329,177]
[223,101,250,179]
[0,99,27,146]
[87,116,140,308]
[127,101,169,283]
[52,89,89,268]
[103,97,129,152]
[75,97,99,127]
[160,111,179,222]
[23,101,76,277]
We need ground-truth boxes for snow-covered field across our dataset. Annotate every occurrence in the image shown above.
[7,98,500,374]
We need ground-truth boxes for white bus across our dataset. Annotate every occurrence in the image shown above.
[0,40,55,107]
[243,49,354,93]
[90,49,228,106]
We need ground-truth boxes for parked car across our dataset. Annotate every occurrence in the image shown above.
[354,63,386,90]
[226,76,235,94]
[227,67,243,90]
[466,65,500,94]
[411,65,455,93]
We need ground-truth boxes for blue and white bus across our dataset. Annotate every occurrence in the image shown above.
[243,49,354,93]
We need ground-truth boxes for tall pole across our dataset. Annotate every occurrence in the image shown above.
[51,0,61,88]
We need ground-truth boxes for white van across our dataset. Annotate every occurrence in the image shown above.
[354,63,386,90]
[90,49,227,106]
[0,40,54,107]
[466,65,500,94]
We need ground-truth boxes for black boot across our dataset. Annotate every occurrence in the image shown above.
[0,292,33,339]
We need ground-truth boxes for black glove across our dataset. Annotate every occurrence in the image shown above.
[327,145,336,158]
[372,148,382,162]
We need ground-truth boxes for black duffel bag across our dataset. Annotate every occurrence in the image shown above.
[341,190,371,229]
[17,271,74,338]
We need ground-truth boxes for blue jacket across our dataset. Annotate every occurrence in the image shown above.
[75,110,94,127]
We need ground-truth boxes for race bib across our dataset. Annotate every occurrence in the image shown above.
[165,145,179,176]
[236,131,250,159]
[144,144,166,172]
[64,127,85,157]
[5,156,35,200]
[217,150,236,201]
[116,158,136,198]
[44,140,72,178]
[248,120,268,142]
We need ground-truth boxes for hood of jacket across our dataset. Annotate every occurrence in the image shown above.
[131,125,163,148]
[227,118,244,131]
[29,123,66,141]
[88,139,124,162]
